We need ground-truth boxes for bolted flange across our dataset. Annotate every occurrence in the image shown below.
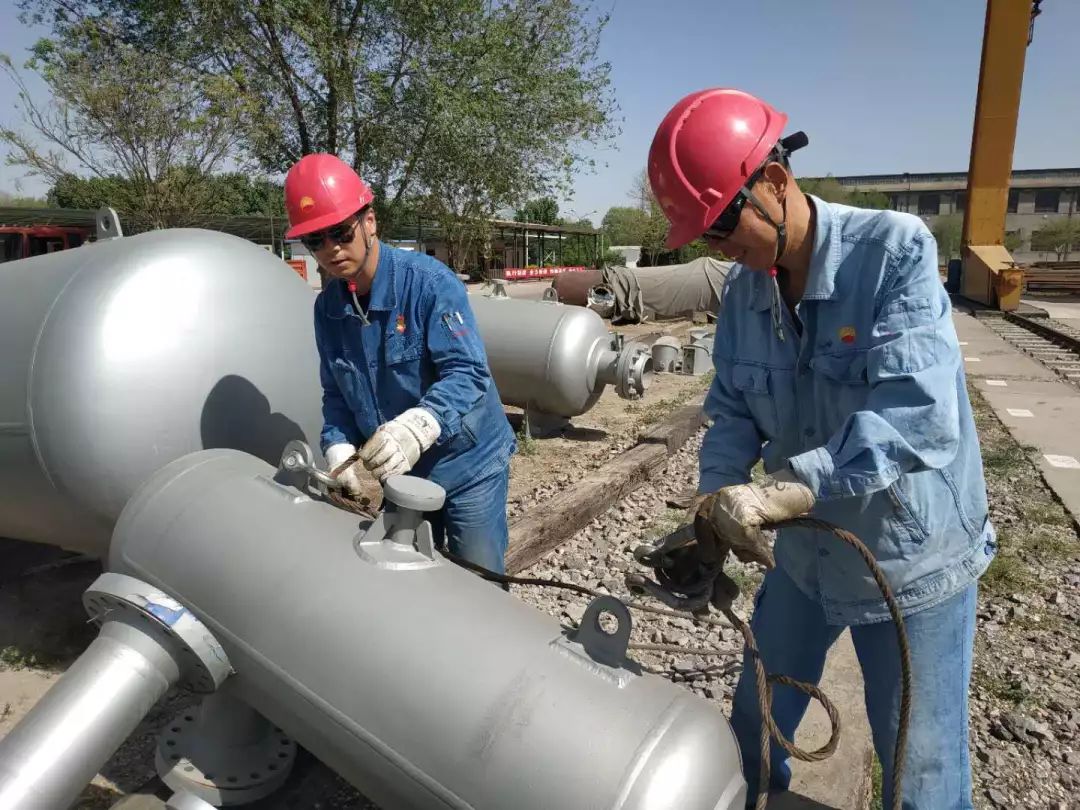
[156,689,295,806]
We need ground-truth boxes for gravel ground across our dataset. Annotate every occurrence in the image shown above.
[513,429,760,703]
[8,375,1079,809]
[967,385,1080,810]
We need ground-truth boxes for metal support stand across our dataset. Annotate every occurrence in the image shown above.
[523,406,571,439]
[155,685,295,806]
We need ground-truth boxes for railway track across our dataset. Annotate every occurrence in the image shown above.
[983,313,1080,383]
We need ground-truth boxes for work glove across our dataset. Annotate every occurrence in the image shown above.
[359,407,442,481]
[695,467,815,570]
[325,443,365,497]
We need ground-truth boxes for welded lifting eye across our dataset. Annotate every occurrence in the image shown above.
[572,595,632,667]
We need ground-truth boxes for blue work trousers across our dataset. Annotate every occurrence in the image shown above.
[424,462,510,574]
[732,566,977,809]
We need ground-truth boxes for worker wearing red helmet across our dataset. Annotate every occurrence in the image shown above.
[649,89,993,807]
[285,154,516,573]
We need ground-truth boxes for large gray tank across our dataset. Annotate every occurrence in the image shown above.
[468,293,650,419]
[0,229,323,555]
[106,449,747,810]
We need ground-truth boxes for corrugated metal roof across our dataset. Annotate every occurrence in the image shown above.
[0,207,599,244]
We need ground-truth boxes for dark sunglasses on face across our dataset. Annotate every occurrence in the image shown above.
[702,163,771,241]
[703,193,749,241]
[301,219,360,251]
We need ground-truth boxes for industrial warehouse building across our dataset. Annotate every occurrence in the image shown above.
[821,167,1080,262]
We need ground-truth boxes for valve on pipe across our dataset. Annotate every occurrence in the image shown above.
[99,444,746,810]
[0,574,233,810]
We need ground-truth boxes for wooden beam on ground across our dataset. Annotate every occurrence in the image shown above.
[637,401,707,454]
[505,441,669,574]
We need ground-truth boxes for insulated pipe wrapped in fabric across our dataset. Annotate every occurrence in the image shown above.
[468,293,650,417]
[551,258,732,323]
[109,449,747,810]
[0,229,323,555]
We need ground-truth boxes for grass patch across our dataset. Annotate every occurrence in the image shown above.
[981,551,1029,596]
[976,670,1032,706]
[624,371,714,425]
[515,426,539,457]
[643,508,687,543]
[0,645,46,671]
[870,755,883,810]
[727,565,763,596]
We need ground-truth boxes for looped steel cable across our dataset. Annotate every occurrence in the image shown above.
[320,482,910,810]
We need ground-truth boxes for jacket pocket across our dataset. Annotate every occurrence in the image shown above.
[731,363,780,438]
[877,296,937,375]
[810,350,868,384]
[384,333,423,365]
[886,479,929,545]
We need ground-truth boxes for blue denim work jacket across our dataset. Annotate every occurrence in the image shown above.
[700,197,995,624]
[314,243,515,495]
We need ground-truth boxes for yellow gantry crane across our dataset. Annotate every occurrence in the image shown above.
[961,0,1043,310]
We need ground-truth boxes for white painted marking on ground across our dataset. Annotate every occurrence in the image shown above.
[1006,408,1034,418]
[959,341,969,346]
[1044,454,1080,470]
[985,380,1008,387]
[964,357,981,362]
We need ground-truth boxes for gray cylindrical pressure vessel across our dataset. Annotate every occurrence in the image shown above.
[468,294,648,416]
[109,449,747,810]
[0,230,323,555]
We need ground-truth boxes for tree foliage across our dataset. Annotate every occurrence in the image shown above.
[932,213,964,261]
[17,0,616,255]
[515,197,560,226]
[602,206,649,245]
[47,172,287,222]
[799,176,889,209]
[0,190,47,207]
[1,21,247,229]
[1031,218,1080,260]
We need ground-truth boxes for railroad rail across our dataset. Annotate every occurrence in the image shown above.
[983,313,1080,383]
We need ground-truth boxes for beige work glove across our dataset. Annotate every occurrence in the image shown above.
[359,407,442,481]
[326,443,365,497]
[696,467,815,569]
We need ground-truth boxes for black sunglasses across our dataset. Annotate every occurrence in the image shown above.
[301,219,360,251]
[703,193,750,241]
[701,132,809,241]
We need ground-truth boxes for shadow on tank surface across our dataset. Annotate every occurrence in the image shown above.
[200,376,309,467]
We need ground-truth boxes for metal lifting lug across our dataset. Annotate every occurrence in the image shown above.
[277,439,343,493]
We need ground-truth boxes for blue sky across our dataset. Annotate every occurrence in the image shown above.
[2,0,1078,222]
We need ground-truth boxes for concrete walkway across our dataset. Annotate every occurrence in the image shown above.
[953,311,1080,524]
[773,633,873,809]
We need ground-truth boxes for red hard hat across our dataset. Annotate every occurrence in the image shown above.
[648,88,789,250]
[284,153,375,239]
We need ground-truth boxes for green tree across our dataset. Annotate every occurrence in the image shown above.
[515,198,560,226]
[1,23,247,230]
[601,206,649,245]
[932,213,964,261]
[1031,218,1080,260]
[798,176,889,209]
[19,0,616,241]
[1004,230,1024,253]
[47,172,288,222]
[847,190,890,209]
[0,189,46,207]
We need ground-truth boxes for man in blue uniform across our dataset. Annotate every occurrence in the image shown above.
[648,88,994,809]
[285,153,516,573]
